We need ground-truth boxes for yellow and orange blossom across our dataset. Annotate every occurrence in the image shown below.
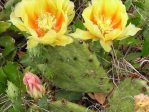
[71,0,141,52]
[10,0,75,48]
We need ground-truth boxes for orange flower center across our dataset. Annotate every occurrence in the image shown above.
[29,12,65,37]
[91,6,123,35]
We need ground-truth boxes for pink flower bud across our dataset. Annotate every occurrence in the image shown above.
[23,72,45,99]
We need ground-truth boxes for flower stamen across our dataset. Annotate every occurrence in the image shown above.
[37,12,56,32]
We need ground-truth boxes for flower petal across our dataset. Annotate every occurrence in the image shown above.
[84,19,103,39]
[10,12,27,31]
[83,6,103,39]
[27,37,39,49]
[54,35,73,46]
[65,2,75,25]
[58,20,67,34]
[40,30,57,44]
[71,29,96,40]
[100,40,112,52]
[105,29,122,41]
[117,23,141,40]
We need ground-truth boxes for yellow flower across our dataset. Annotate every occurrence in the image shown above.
[10,0,75,48]
[71,0,141,52]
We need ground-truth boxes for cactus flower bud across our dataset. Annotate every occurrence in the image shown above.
[23,72,45,99]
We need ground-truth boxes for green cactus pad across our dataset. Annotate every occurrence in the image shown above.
[107,78,149,112]
[49,100,94,112]
[28,41,112,93]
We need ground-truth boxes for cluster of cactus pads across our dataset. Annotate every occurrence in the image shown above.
[0,36,148,112]
[20,41,149,112]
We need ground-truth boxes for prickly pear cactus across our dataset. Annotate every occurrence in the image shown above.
[29,98,94,112]
[28,41,112,93]
[107,78,149,112]
[49,100,94,112]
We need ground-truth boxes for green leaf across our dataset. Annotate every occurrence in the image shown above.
[0,8,11,21]
[0,82,7,93]
[124,0,132,10]
[0,36,15,47]
[0,54,5,66]
[128,13,143,26]
[0,68,7,93]
[133,1,145,10]
[72,19,85,31]
[3,62,20,86]
[126,52,141,61]
[142,29,149,56]
[0,21,11,34]
[0,68,7,84]
[0,36,16,60]
[119,36,141,46]
[4,0,21,9]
